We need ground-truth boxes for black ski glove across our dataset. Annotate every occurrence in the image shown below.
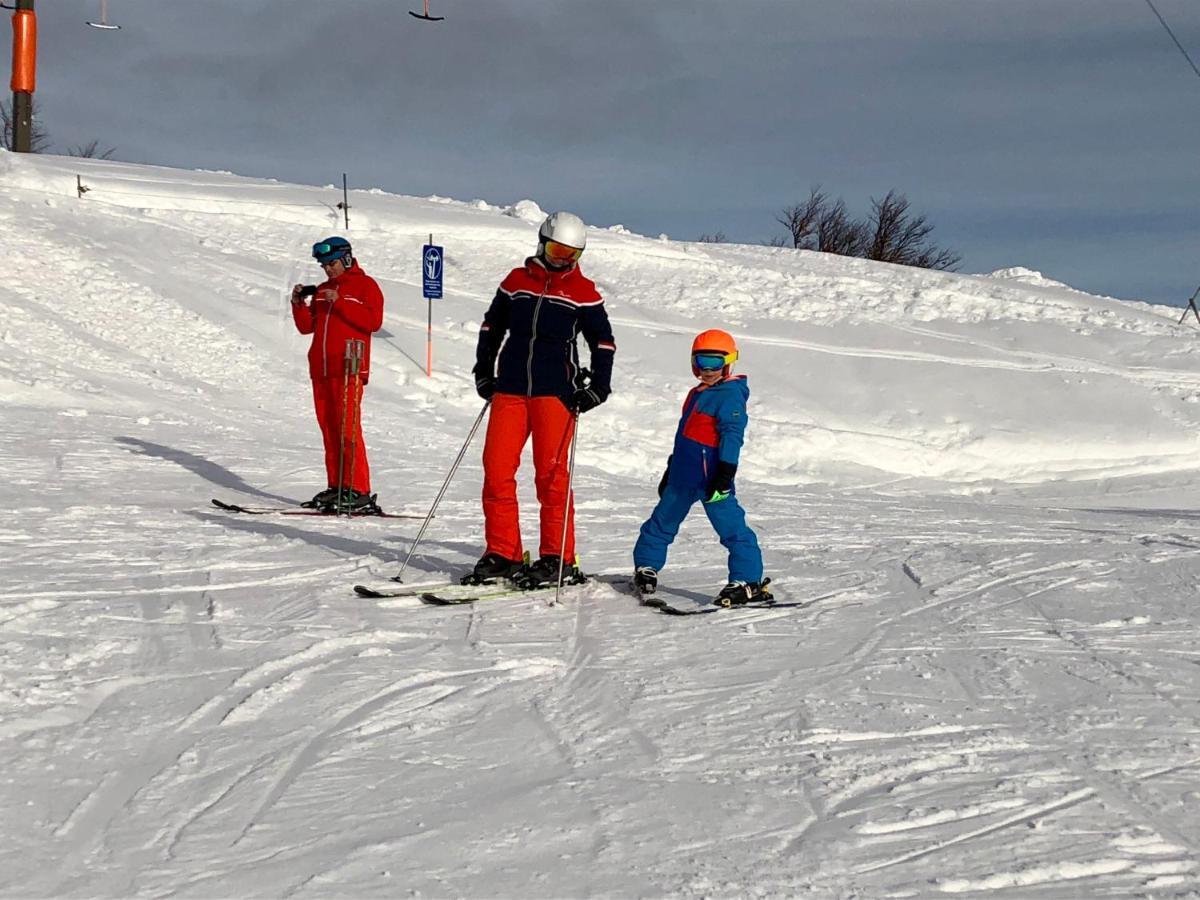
[703,461,737,504]
[475,374,496,401]
[657,456,672,497]
[570,387,603,414]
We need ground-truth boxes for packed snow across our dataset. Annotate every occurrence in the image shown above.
[2,149,1199,897]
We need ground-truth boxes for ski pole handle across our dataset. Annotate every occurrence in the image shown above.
[343,339,365,376]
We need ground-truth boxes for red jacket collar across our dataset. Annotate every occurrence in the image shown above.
[525,255,582,286]
[324,262,364,286]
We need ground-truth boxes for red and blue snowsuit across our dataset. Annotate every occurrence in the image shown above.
[633,375,763,583]
[291,263,384,493]
[474,257,616,563]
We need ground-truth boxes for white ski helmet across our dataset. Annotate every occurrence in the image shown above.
[538,211,588,253]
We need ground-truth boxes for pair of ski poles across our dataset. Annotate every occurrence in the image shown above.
[336,340,366,515]
[393,400,582,607]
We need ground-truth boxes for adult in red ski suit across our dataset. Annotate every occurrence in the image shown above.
[291,237,384,512]
[467,212,616,587]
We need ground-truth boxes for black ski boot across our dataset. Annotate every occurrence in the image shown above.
[515,555,587,590]
[461,552,526,586]
[301,487,339,509]
[714,578,773,608]
[327,489,382,516]
[633,566,658,595]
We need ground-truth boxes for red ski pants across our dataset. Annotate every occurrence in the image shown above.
[312,375,370,494]
[482,393,576,563]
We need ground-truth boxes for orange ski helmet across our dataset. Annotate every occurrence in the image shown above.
[691,329,739,377]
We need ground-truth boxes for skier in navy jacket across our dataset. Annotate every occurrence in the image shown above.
[468,212,616,587]
[633,329,766,605]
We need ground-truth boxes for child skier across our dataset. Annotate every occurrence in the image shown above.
[632,329,767,606]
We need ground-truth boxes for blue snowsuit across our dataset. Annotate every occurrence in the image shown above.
[633,375,763,583]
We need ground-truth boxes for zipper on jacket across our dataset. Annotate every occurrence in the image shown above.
[566,322,581,389]
[320,307,328,377]
[319,285,338,378]
[526,275,550,396]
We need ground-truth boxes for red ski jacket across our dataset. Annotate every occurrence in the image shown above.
[292,263,384,382]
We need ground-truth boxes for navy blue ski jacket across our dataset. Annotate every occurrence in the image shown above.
[474,257,616,403]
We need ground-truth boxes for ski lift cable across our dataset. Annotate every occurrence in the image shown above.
[1142,0,1200,84]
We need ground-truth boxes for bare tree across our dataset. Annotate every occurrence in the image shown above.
[815,198,869,257]
[911,244,963,271]
[776,188,869,256]
[67,139,117,160]
[726,186,963,269]
[697,231,728,243]
[1,98,51,153]
[865,191,960,270]
[776,187,828,249]
[773,188,959,270]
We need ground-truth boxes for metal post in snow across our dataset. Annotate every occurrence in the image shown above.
[1179,284,1200,327]
[10,1,36,154]
[427,233,433,377]
[336,173,350,229]
[421,235,443,376]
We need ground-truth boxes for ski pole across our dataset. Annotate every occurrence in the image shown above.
[552,412,580,607]
[392,400,492,582]
[343,340,365,513]
[336,342,355,514]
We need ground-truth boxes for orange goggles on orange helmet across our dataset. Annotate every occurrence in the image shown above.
[543,239,583,264]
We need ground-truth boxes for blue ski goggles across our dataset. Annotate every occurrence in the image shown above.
[312,241,351,265]
[693,351,736,371]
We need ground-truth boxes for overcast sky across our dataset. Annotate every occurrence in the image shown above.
[26,0,1200,306]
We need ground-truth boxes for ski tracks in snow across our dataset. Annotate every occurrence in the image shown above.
[779,521,1200,895]
[25,618,572,896]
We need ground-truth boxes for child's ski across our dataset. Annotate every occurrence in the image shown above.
[633,577,801,615]
[653,598,808,616]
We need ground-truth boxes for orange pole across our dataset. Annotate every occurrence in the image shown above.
[11,8,36,94]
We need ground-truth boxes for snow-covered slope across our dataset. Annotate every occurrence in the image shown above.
[5,150,1199,491]
[2,150,1199,897]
